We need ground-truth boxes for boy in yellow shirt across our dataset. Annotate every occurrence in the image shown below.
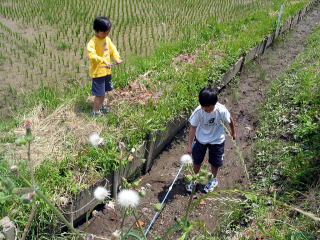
[87,17,123,115]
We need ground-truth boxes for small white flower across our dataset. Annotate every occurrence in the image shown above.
[89,133,103,147]
[94,186,110,201]
[59,196,69,206]
[117,189,140,208]
[111,230,121,239]
[180,154,193,165]
[105,201,115,210]
[10,165,19,173]
[86,234,94,240]
[92,210,99,217]
[131,147,136,153]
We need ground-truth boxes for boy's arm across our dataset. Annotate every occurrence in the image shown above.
[108,40,122,64]
[187,125,197,154]
[87,40,105,64]
[229,116,236,140]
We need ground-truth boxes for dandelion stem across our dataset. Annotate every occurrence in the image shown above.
[18,173,77,234]
[184,184,195,221]
[123,213,143,238]
[21,202,38,240]
[120,209,127,230]
[35,190,78,234]
[132,210,147,240]
[27,141,35,186]
[184,165,196,221]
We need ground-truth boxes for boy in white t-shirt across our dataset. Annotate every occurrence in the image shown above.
[187,87,236,193]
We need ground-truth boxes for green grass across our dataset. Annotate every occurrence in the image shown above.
[214,20,320,239]
[254,32,320,191]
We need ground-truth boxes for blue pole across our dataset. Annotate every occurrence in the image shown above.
[276,4,285,30]
[144,165,184,236]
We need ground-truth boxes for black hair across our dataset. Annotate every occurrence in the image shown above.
[93,17,112,32]
[198,87,218,106]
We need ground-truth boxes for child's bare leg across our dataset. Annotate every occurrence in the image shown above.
[101,94,106,107]
[103,92,108,106]
[211,165,219,178]
[93,95,105,112]
[193,164,201,174]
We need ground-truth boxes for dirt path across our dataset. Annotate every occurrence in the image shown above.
[81,6,320,239]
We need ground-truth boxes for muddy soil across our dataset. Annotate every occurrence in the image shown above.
[79,6,320,239]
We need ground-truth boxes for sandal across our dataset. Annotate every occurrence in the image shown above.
[91,111,103,116]
[100,105,111,113]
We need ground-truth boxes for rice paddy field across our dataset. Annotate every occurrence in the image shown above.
[0,0,270,119]
[0,0,316,239]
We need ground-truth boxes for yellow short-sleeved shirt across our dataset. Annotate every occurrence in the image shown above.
[87,36,120,78]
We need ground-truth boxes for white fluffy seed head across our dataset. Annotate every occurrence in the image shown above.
[180,154,193,165]
[89,133,103,147]
[94,186,110,201]
[117,189,140,208]
[131,148,136,153]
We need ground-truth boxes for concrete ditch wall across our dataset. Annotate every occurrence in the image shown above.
[66,0,319,224]
[144,116,187,173]
[64,175,113,224]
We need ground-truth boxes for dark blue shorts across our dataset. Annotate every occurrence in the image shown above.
[92,75,113,96]
[192,140,225,168]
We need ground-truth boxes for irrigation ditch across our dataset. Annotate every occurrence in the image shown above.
[62,1,320,228]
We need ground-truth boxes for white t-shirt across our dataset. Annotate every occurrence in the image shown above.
[189,103,231,144]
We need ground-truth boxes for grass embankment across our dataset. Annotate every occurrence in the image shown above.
[0,0,267,121]
[0,0,311,238]
[214,23,320,239]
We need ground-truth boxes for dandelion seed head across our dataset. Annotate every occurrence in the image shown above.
[117,189,140,208]
[180,154,193,165]
[89,133,103,147]
[131,148,136,153]
[94,186,110,201]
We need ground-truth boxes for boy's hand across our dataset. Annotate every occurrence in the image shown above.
[115,59,123,64]
[103,60,112,68]
[229,117,236,141]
